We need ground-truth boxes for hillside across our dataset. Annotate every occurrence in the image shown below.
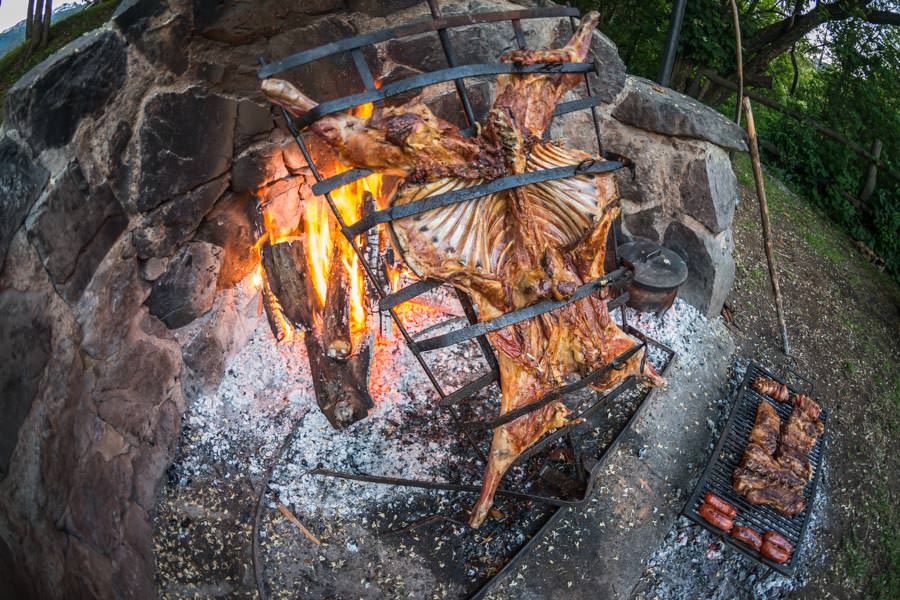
[0,2,88,58]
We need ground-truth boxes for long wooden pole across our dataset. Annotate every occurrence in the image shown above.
[729,0,743,125]
[743,96,790,355]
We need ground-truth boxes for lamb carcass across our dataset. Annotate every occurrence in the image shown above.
[262,11,666,527]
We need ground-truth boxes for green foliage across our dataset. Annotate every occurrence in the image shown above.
[580,0,900,279]
[0,0,119,123]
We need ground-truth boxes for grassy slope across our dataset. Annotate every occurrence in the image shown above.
[729,153,899,600]
[0,0,118,123]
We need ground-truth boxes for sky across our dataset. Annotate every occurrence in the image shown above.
[0,0,89,34]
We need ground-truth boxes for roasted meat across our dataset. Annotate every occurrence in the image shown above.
[262,12,665,527]
[733,395,823,517]
[751,376,789,403]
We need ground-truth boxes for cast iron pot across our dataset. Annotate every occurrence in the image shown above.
[617,238,688,317]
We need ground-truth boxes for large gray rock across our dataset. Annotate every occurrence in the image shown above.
[231,142,289,192]
[132,175,229,260]
[5,30,127,151]
[612,76,748,152]
[26,162,128,303]
[137,88,236,212]
[680,147,738,233]
[146,241,223,329]
[600,116,701,210]
[0,290,51,480]
[234,99,275,150]
[664,218,735,317]
[621,201,664,243]
[267,17,378,103]
[0,136,49,266]
[195,192,257,288]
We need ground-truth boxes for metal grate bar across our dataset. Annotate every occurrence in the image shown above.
[378,278,444,311]
[439,370,499,408]
[463,340,645,432]
[417,268,631,352]
[344,159,626,237]
[257,7,580,77]
[292,62,595,129]
[682,362,827,576]
[351,48,377,90]
[427,0,477,128]
[511,18,526,49]
[454,288,500,371]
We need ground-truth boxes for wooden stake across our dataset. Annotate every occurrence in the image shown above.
[742,96,790,356]
[276,501,321,545]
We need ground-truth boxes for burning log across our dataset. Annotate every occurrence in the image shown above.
[257,209,373,428]
[304,327,373,428]
[260,240,314,329]
[323,238,353,360]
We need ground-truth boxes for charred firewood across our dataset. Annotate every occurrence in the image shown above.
[261,276,295,344]
[261,240,315,330]
[322,239,353,360]
[304,330,373,429]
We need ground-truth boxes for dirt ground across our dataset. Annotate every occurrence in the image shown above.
[722,154,899,599]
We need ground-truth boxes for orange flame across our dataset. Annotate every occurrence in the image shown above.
[303,95,382,343]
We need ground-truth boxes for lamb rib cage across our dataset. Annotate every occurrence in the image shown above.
[256,2,673,508]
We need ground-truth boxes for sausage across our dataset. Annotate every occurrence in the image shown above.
[698,503,733,531]
[763,531,794,553]
[731,525,762,551]
[703,492,737,518]
[761,540,791,563]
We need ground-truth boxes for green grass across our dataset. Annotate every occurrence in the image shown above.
[0,0,118,122]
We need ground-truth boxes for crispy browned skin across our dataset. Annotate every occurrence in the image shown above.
[733,396,823,517]
[761,540,791,563]
[698,504,733,531]
[731,525,763,551]
[703,492,737,518]
[751,376,790,403]
[261,12,665,528]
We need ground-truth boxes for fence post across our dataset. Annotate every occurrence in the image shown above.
[858,139,883,204]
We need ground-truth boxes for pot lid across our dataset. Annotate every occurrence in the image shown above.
[617,239,689,290]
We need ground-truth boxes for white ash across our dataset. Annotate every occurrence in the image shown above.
[171,294,704,523]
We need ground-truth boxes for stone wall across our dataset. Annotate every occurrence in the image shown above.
[0,1,744,597]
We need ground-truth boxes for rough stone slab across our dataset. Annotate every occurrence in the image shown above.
[112,0,167,34]
[195,191,257,289]
[5,30,127,151]
[235,99,275,150]
[599,115,704,210]
[680,147,738,234]
[487,317,736,599]
[0,136,49,266]
[26,162,128,303]
[621,201,664,243]
[0,290,51,479]
[231,143,289,192]
[132,175,229,260]
[137,88,236,212]
[146,241,223,329]
[267,17,378,103]
[664,218,736,318]
[613,77,748,152]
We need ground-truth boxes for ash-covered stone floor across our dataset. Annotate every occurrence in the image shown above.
[153,299,827,599]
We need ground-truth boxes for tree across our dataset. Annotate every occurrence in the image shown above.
[25,0,52,52]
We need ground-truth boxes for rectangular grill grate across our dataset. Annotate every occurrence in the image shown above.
[683,362,827,576]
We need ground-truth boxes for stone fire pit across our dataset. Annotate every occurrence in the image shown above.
[0,1,746,597]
